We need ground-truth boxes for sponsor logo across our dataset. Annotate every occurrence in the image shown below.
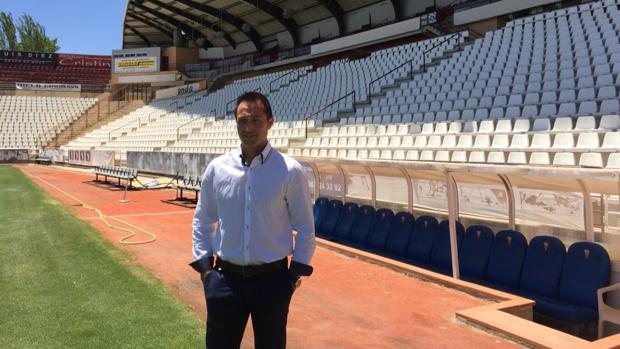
[178,85,194,95]
[0,50,57,64]
[58,54,111,68]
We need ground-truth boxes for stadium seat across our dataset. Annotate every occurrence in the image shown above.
[349,205,375,245]
[318,200,343,236]
[313,197,329,228]
[519,236,566,299]
[333,202,359,240]
[484,230,528,291]
[429,220,465,275]
[536,242,610,324]
[366,208,394,250]
[406,215,439,266]
[385,212,415,257]
[459,225,494,279]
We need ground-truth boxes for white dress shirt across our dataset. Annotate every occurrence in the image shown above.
[192,143,316,267]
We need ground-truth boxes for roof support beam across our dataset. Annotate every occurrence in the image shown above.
[142,0,235,48]
[390,0,402,21]
[239,0,299,47]
[316,0,344,36]
[172,0,264,51]
[127,11,173,39]
[131,2,214,48]
[125,24,152,46]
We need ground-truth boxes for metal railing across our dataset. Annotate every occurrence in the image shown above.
[364,32,464,103]
[184,94,193,106]
[303,91,356,138]
[176,114,206,140]
[169,101,180,110]
[269,69,300,92]
[366,58,418,101]
[422,31,462,72]
[108,118,140,142]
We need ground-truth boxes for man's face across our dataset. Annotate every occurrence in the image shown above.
[235,99,274,149]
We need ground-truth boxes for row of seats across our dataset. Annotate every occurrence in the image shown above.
[313,197,611,324]
[338,115,620,133]
[307,132,620,150]
[356,99,620,122]
[0,96,96,150]
[0,62,110,86]
[292,147,620,168]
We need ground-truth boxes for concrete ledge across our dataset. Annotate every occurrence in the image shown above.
[317,237,620,348]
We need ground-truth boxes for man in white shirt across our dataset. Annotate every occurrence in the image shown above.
[190,91,316,349]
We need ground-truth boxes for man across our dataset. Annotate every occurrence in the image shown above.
[190,91,316,349]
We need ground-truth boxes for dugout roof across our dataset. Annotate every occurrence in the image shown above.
[122,0,399,51]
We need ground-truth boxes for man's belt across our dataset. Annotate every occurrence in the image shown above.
[214,258,287,277]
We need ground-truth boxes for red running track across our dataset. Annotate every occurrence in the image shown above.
[17,164,522,349]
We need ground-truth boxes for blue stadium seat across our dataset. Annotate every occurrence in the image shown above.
[484,230,527,290]
[459,225,494,279]
[313,197,329,228]
[366,208,394,250]
[535,242,610,323]
[349,205,375,245]
[318,200,343,236]
[519,236,566,299]
[406,215,438,266]
[333,202,359,240]
[429,220,465,275]
[385,212,415,257]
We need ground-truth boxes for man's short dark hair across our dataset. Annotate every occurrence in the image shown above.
[234,91,273,119]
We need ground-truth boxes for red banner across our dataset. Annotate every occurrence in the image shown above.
[58,54,111,68]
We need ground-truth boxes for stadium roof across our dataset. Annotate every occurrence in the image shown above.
[122,0,396,51]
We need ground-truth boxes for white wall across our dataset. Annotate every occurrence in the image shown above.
[311,16,421,56]
[299,17,340,45]
[223,41,257,57]
[201,47,224,60]
[454,0,561,25]
[345,0,395,33]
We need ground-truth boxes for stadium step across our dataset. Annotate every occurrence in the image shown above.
[48,98,145,149]
[337,38,470,125]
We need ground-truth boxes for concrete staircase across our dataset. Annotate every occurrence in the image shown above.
[47,95,145,148]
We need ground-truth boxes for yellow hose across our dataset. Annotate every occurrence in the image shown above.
[22,170,157,245]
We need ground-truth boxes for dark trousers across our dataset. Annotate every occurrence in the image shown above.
[203,268,294,349]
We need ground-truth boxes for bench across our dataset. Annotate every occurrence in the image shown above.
[35,156,53,165]
[94,165,138,188]
[175,175,201,201]
[313,197,613,329]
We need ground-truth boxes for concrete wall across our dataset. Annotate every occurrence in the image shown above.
[311,16,421,56]
[162,47,199,73]
[127,151,216,177]
[344,0,395,33]
[15,89,83,98]
[454,0,560,25]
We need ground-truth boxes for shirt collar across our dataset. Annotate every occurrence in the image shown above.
[235,142,272,166]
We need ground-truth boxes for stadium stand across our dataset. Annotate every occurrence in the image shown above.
[63,1,620,170]
[0,56,110,88]
[9,0,618,342]
[0,95,96,151]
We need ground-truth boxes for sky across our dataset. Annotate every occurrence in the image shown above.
[1,0,127,55]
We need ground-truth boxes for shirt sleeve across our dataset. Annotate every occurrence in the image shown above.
[286,162,316,266]
[191,163,219,269]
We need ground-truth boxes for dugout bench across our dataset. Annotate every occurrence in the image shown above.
[94,165,138,188]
